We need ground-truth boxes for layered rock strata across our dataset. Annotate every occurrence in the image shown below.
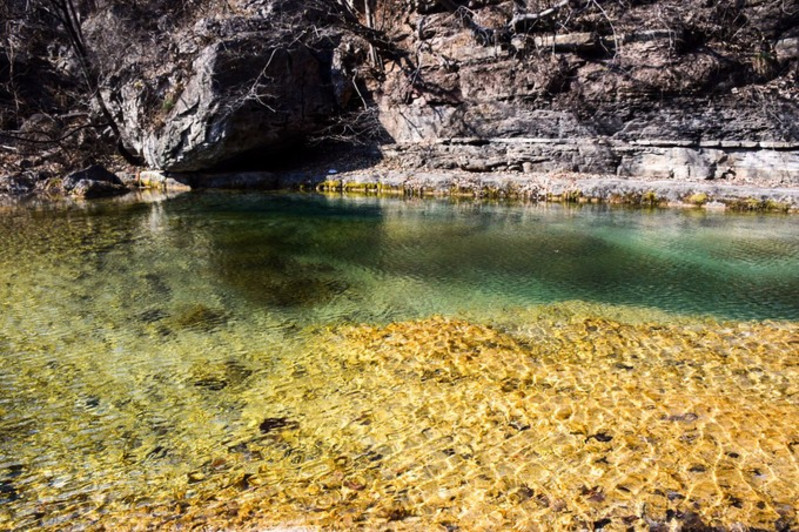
[2,0,798,193]
[76,0,799,183]
[370,0,799,183]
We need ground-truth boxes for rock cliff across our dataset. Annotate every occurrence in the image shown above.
[98,4,346,171]
[1,0,798,189]
[370,0,799,183]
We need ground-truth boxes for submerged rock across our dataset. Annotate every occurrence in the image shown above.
[137,308,168,324]
[258,278,350,308]
[168,304,229,330]
[259,417,298,434]
[191,359,253,392]
[0,480,19,503]
[193,377,228,391]
[214,247,352,308]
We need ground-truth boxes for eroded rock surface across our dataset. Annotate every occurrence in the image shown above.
[94,3,348,172]
[62,165,128,198]
[369,0,799,182]
[2,0,798,188]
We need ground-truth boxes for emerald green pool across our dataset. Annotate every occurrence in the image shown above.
[0,192,797,529]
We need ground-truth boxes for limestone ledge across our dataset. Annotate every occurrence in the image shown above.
[130,139,799,212]
[131,167,799,212]
[308,170,799,213]
[133,170,276,190]
[383,138,799,186]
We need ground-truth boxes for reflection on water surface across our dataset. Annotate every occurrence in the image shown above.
[0,193,797,530]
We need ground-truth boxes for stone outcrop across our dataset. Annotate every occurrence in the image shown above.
[383,137,799,184]
[309,169,799,211]
[89,0,799,183]
[367,0,799,183]
[62,165,129,198]
[2,0,798,192]
[89,1,357,172]
[109,34,337,171]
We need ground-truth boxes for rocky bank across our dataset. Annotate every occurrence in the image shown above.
[1,0,798,202]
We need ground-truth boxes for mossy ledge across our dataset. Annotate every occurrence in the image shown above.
[302,171,799,212]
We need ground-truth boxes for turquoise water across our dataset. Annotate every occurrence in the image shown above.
[201,193,799,321]
[0,192,798,529]
[19,191,793,321]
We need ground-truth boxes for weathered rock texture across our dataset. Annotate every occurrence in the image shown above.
[62,164,128,198]
[368,0,799,183]
[1,0,375,180]
[1,0,798,188]
[91,1,353,171]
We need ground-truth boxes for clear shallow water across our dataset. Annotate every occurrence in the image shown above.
[0,192,797,530]
[180,193,797,321]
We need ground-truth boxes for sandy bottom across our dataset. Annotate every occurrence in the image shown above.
[87,312,798,531]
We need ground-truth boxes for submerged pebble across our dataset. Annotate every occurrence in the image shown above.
[81,314,797,531]
[259,417,299,434]
[193,378,228,391]
[0,480,19,503]
[168,304,229,330]
[137,308,168,323]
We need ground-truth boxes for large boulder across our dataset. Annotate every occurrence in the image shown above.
[62,165,128,198]
[93,3,350,172]
[144,38,335,171]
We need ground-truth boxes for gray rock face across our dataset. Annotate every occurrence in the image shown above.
[383,138,799,184]
[617,145,799,183]
[97,5,344,172]
[371,0,799,184]
[140,41,334,172]
[63,165,128,197]
[86,0,798,182]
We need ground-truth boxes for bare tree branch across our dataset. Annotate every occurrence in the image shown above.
[37,0,142,164]
[510,0,571,27]
[0,119,107,146]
